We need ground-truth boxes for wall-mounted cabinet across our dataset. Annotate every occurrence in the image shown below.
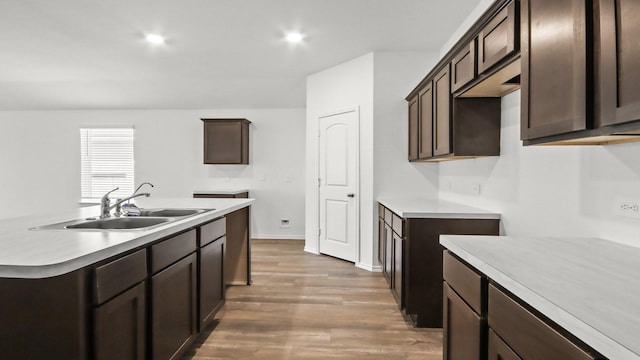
[202,118,251,164]
[407,0,517,162]
[521,0,640,145]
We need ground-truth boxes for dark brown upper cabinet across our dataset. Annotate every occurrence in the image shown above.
[478,0,518,74]
[408,96,419,161]
[418,83,434,159]
[451,41,476,93]
[433,66,452,157]
[520,0,589,142]
[202,118,250,164]
[594,0,640,129]
[407,0,517,162]
[522,0,640,145]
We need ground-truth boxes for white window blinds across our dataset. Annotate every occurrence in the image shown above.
[80,127,135,200]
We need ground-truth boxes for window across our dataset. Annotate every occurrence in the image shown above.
[80,127,134,200]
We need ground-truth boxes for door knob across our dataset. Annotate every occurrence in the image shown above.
[347,193,355,198]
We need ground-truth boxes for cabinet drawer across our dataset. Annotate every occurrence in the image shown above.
[443,251,484,314]
[451,40,476,92]
[478,0,517,74]
[488,329,521,360]
[384,207,393,225]
[93,249,147,305]
[489,284,601,360]
[151,229,197,274]
[392,213,403,236]
[200,217,225,247]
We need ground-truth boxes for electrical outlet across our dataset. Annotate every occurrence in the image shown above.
[614,198,640,219]
[472,184,481,196]
[280,218,291,228]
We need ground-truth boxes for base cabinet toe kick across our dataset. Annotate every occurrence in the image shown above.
[0,209,250,360]
[442,250,606,360]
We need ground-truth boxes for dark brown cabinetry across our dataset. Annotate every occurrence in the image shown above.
[92,250,147,360]
[451,41,476,92]
[594,0,640,128]
[408,96,419,161]
[407,0,516,161]
[199,218,226,330]
[378,204,499,327]
[520,0,588,141]
[433,66,452,157]
[151,231,198,360]
[443,251,486,360]
[477,0,518,74]
[442,250,604,360]
[522,0,640,145]
[202,118,250,164]
[418,82,434,159]
[194,193,252,286]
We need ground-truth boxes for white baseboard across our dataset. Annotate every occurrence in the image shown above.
[251,235,305,240]
[356,262,382,272]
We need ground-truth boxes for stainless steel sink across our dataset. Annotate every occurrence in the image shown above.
[137,208,211,217]
[65,217,171,229]
[30,208,215,231]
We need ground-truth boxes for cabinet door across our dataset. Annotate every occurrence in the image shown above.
[595,0,640,127]
[418,82,434,159]
[383,223,393,286]
[200,237,225,330]
[152,253,198,360]
[378,215,385,266]
[477,0,517,74]
[443,283,483,360]
[488,329,521,360]
[391,232,403,309]
[521,0,588,140]
[451,41,476,92]
[93,282,146,360]
[408,95,419,161]
[202,119,250,164]
[433,66,452,156]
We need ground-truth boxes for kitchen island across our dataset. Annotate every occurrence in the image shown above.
[440,235,640,360]
[0,197,253,360]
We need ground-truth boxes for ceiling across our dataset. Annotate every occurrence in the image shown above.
[0,0,481,110]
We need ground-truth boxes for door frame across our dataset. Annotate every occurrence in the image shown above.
[316,106,361,264]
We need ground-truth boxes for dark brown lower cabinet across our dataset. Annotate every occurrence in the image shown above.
[152,253,198,360]
[443,283,484,360]
[383,221,393,285]
[199,236,226,330]
[93,282,146,360]
[488,329,521,360]
[391,232,403,307]
[442,250,605,360]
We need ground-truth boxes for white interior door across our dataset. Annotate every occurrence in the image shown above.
[318,109,359,262]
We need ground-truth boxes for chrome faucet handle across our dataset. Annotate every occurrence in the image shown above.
[100,187,119,218]
[130,182,154,204]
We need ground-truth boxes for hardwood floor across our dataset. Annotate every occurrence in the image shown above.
[184,240,443,359]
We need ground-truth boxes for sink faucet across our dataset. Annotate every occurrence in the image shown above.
[100,187,151,218]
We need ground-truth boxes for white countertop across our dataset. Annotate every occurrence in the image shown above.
[378,197,501,219]
[440,235,640,360]
[193,188,249,195]
[0,197,253,279]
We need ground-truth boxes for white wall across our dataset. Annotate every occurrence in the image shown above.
[435,0,640,247]
[0,109,306,239]
[439,92,640,247]
[306,51,440,270]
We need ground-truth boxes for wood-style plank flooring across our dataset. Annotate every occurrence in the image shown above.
[184,240,443,359]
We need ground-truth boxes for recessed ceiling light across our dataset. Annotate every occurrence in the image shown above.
[285,32,304,43]
[145,34,165,45]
